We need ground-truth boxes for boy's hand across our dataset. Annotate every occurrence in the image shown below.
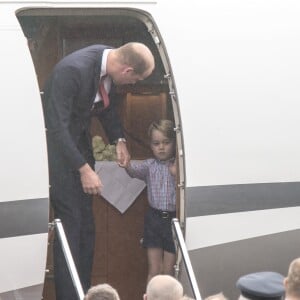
[169,160,177,176]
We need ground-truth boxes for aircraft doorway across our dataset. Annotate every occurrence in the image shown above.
[17,7,180,300]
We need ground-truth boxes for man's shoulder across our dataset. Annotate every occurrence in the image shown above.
[55,45,111,71]
[67,44,109,57]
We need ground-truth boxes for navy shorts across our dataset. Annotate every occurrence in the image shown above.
[142,207,176,254]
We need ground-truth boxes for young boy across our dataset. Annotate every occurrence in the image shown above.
[122,119,177,282]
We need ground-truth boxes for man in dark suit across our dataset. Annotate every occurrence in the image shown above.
[42,42,155,300]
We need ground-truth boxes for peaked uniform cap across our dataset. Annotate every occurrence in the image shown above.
[236,271,285,300]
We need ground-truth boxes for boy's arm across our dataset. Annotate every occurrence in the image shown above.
[124,160,149,181]
[168,160,177,177]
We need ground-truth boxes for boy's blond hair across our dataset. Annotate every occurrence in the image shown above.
[148,120,176,141]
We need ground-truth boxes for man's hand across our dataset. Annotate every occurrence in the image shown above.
[116,139,130,167]
[79,163,103,195]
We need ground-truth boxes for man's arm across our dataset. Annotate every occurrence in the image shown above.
[43,66,87,170]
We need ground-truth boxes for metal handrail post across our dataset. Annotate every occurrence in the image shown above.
[172,218,202,300]
[54,219,85,300]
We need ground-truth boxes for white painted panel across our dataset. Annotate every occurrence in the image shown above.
[2,0,300,193]
[0,9,49,202]
[185,207,300,250]
[0,233,48,293]
[154,1,300,187]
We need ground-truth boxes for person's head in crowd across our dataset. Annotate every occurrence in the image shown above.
[84,283,120,300]
[204,292,228,300]
[144,275,184,300]
[181,295,195,300]
[284,257,300,299]
[236,271,285,300]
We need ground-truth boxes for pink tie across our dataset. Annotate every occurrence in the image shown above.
[99,76,110,109]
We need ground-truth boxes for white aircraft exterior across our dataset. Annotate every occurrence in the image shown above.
[1,1,300,299]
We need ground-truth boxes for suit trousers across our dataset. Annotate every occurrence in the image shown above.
[50,166,95,300]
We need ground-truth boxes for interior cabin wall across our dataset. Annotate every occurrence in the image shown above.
[18,11,174,300]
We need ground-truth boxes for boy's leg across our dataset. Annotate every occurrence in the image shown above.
[147,248,163,282]
[162,251,176,276]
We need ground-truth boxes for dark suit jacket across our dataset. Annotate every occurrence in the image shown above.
[42,45,124,174]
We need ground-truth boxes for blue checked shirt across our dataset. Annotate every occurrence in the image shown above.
[126,159,176,211]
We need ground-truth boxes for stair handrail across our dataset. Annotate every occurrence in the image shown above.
[51,219,85,300]
[172,218,202,300]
